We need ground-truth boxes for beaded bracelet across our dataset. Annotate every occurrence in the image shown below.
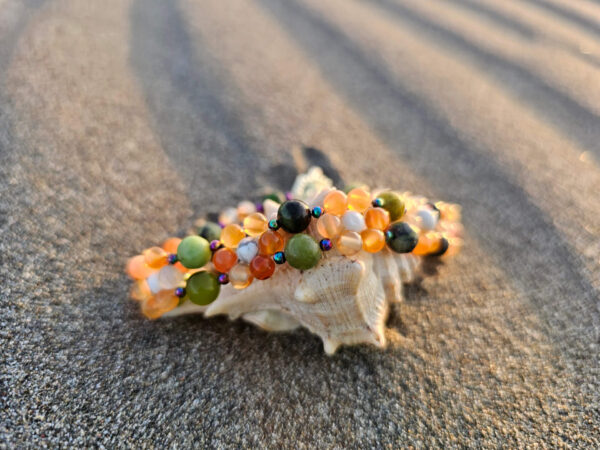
[126,167,462,353]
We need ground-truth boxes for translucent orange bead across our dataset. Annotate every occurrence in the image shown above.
[162,237,181,254]
[243,212,268,237]
[347,188,371,213]
[361,229,386,253]
[130,279,152,301]
[364,207,390,231]
[249,255,275,280]
[258,229,284,255]
[126,255,155,280]
[323,190,347,216]
[412,232,441,256]
[144,246,168,269]
[335,230,363,256]
[212,247,238,273]
[316,213,343,239]
[237,201,256,220]
[229,264,253,289]
[141,289,179,319]
[220,224,246,249]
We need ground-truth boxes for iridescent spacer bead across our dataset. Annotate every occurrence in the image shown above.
[167,253,178,264]
[319,238,333,251]
[372,197,384,208]
[268,219,280,231]
[209,240,222,252]
[174,287,186,298]
[217,273,230,285]
[311,206,323,218]
[273,251,286,264]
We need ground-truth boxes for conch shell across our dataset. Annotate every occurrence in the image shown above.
[163,168,454,354]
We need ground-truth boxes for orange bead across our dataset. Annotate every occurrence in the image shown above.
[335,230,363,256]
[361,229,386,253]
[130,280,152,301]
[162,237,181,254]
[323,190,348,216]
[249,255,275,280]
[237,200,256,220]
[243,212,268,237]
[229,264,253,289]
[220,224,246,249]
[141,289,178,319]
[347,188,371,213]
[258,229,284,255]
[412,232,441,256]
[144,246,168,269]
[212,247,238,273]
[364,207,390,230]
[126,254,155,280]
[316,213,343,239]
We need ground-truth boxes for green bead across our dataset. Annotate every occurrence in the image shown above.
[185,271,220,305]
[177,235,211,269]
[262,191,285,203]
[284,234,321,270]
[277,200,312,233]
[378,191,405,221]
[197,221,221,242]
[385,222,418,253]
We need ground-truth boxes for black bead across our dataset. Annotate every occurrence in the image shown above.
[277,200,312,234]
[385,222,418,253]
[429,237,449,257]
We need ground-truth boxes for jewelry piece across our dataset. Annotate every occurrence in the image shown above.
[126,167,463,354]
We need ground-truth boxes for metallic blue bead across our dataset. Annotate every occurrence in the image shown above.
[311,206,323,218]
[319,238,333,251]
[385,230,394,240]
[175,287,186,298]
[372,197,384,207]
[217,273,229,285]
[273,251,286,264]
[167,253,178,264]
[268,219,280,230]
[209,240,222,251]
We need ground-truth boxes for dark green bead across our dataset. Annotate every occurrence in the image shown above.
[277,200,312,233]
[378,191,405,221]
[262,191,285,203]
[185,271,220,305]
[177,235,211,269]
[197,221,221,242]
[385,222,418,253]
[284,234,321,270]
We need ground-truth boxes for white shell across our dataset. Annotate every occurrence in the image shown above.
[236,237,258,264]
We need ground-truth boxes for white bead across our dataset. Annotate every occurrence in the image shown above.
[263,199,280,220]
[237,200,256,218]
[157,265,184,290]
[236,237,258,264]
[219,207,239,226]
[417,208,438,231]
[342,210,366,232]
[146,272,161,294]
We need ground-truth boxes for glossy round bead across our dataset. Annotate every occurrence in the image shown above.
[412,232,442,256]
[341,210,366,233]
[378,191,405,221]
[311,206,323,218]
[249,255,276,280]
[175,287,186,298]
[319,238,333,251]
[316,213,343,239]
[364,207,390,230]
[218,207,239,227]
[335,230,363,256]
[177,236,211,269]
[217,273,229,285]
[372,197,384,208]
[417,207,438,231]
[209,240,222,251]
[144,247,168,269]
[142,290,179,319]
[243,212,268,237]
[347,188,371,213]
[229,264,253,289]
[167,253,178,264]
[323,190,347,216]
[212,247,238,273]
[197,221,222,242]
[284,234,321,270]
[237,200,256,220]
[277,200,312,233]
[157,265,184,290]
[273,251,286,264]
[237,237,259,264]
[361,229,386,253]
[258,229,284,255]
[130,279,151,301]
[385,222,418,253]
[268,219,280,230]
[186,271,220,305]
[162,237,182,254]
[220,224,246,249]
[126,255,155,280]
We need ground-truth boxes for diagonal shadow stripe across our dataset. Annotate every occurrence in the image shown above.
[522,0,600,39]
[370,0,600,159]
[256,0,600,342]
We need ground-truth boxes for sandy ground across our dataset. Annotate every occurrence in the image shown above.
[1,0,599,447]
